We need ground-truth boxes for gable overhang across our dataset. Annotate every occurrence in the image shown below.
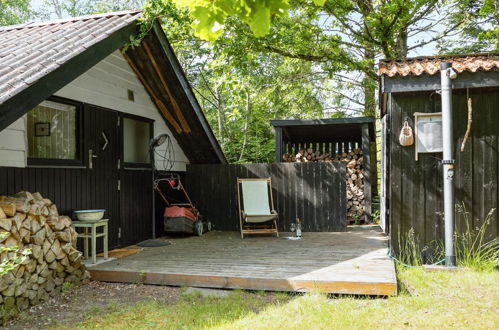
[123,21,226,164]
[0,22,139,131]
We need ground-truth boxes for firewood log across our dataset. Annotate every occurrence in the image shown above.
[0,203,16,217]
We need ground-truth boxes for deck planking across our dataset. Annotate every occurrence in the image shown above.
[88,227,397,295]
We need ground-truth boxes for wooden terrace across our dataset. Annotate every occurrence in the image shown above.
[88,227,397,296]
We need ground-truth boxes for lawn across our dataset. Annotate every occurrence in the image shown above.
[68,268,498,329]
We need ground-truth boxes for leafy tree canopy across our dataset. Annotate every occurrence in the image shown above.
[439,0,498,53]
[171,0,325,40]
[0,0,34,25]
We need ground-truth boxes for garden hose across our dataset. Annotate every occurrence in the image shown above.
[387,248,445,268]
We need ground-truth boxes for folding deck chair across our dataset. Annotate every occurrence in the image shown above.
[237,178,279,238]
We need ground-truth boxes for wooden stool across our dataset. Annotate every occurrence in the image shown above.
[71,219,109,264]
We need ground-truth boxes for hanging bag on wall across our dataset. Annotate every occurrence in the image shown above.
[399,120,414,146]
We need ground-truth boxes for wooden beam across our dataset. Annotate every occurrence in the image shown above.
[270,117,375,127]
[142,41,191,133]
[150,21,227,164]
[361,123,372,223]
[122,51,183,134]
[89,269,397,296]
[275,126,283,162]
[0,22,139,131]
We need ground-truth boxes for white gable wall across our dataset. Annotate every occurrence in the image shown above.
[0,117,27,167]
[0,51,189,171]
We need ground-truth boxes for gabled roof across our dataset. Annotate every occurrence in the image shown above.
[378,53,499,77]
[0,10,142,105]
[0,10,226,164]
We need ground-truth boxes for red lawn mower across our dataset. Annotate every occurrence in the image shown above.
[154,175,211,236]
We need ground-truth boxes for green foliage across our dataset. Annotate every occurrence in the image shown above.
[62,281,74,294]
[395,204,499,269]
[147,0,490,162]
[439,0,498,53]
[454,204,499,271]
[0,233,31,276]
[172,0,290,40]
[0,0,34,26]
[148,2,325,163]
[164,0,490,122]
[396,228,423,267]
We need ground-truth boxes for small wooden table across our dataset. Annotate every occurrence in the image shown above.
[71,219,109,264]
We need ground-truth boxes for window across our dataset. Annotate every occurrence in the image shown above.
[414,112,443,160]
[27,99,81,164]
[123,117,151,165]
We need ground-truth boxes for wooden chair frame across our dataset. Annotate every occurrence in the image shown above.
[237,177,279,238]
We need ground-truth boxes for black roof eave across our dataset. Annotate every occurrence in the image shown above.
[270,117,374,127]
[271,117,376,143]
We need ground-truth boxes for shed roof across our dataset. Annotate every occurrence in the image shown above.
[0,10,226,164]
[378,53,499,77]
[270,117,375,143]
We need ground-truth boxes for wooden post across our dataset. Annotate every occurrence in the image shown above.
[275,126,283,163]
[361,124,372,223]
[91,224,97,264]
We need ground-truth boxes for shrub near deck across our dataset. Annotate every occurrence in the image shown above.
[76,268,498,329]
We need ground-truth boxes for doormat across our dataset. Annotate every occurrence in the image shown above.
[97,248,143,259]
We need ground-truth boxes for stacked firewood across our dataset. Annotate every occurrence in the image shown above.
[0,191,89,312]
[282,148,365,220]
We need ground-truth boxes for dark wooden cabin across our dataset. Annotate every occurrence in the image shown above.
[271,117,377,222]
[379,53,499,257]
[0,10,225,249]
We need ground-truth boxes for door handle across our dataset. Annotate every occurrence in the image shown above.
[88,149,98,169]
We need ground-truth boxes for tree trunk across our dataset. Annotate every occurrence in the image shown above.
[215,87,224,146]
[395,26,408,58]
[362,46,376,117]
[238,91,251,161]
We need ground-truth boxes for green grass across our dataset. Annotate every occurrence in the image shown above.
[69,268,499,330]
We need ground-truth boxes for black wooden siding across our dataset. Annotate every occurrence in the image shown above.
[0,167,121,248]
[0,106,154,250]
[121,169,153,246]
[388,88,499,251]
[186,163,347,232]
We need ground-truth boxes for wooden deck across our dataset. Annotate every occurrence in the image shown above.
[88,227,397,296]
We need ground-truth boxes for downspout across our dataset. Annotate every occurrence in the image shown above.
[440,62,457,266]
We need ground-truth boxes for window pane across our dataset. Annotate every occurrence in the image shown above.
[123,118,150,163]
[27,100,77,160]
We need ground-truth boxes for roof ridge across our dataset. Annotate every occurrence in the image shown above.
[0,9,142,32]
[378,52,499,77]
